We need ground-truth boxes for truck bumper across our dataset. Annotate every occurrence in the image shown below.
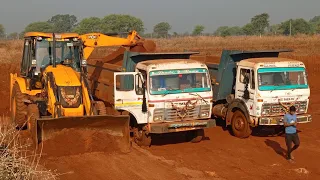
[259,114,312,126]
[148,119,216,134]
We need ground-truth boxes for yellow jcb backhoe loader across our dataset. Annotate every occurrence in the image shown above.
[9,32,130,152]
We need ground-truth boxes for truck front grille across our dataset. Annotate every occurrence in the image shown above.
[154,105,210,121]
[261,101,307,116]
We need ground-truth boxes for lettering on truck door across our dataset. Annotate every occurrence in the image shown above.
[235,67,256,116]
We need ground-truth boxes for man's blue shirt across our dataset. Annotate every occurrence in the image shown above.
[284,113,297,134]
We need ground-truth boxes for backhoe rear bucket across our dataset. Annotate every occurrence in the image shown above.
[33,115,130,153]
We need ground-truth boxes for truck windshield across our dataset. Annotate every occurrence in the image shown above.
[35,40,81,72]
[149,68,211,95]
[258,67,308,91]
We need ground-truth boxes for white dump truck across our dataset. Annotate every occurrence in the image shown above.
[87,51,216,146]
[206,50,312,138]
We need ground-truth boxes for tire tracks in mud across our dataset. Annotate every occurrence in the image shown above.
[133,144,224,180]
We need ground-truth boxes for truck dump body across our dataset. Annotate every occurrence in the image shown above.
[86,51,199,111]
[206,49,292,101]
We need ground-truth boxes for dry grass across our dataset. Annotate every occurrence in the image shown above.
[1,35,320,63]
[0,40,23,63]
[0,117,60,180]
[154,35,320,56]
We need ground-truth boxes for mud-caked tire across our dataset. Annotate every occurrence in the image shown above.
[11,83,28,129]
[231,110,252,138]
[133,127,151,147]
[186,129,204,143]
[95,101,107,115]
[27,104,40,146]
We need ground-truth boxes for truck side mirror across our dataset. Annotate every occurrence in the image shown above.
[243,83,250,100]
[142,81,147,113]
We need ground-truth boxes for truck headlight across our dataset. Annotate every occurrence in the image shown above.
[153,115,163,121]
[200,111,209,118]
[261,105,271,115]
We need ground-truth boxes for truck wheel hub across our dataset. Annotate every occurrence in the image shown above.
[234,117,245,130]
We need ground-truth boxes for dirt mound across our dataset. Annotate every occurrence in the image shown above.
[39,128,127,157]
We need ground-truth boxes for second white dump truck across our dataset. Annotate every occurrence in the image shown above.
[206,50,312,138]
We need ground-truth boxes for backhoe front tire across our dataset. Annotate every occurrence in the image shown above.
[231,110,252,138]
[11,83,28,129]
[27,104,40,146]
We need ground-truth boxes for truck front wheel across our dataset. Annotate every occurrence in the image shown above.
[133,127,151,147]
[231,110,252,138]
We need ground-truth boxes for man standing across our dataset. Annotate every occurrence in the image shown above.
[283,106,300,162]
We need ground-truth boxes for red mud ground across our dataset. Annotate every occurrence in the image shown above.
[1,55,320,180]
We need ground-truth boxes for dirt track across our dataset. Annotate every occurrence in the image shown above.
[2,55,320,179]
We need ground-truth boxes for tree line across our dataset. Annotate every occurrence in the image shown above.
[0,13,320,39]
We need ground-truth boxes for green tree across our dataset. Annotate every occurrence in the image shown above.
[242,23,255,35]
[0,24,5,38]
[310,16,320,24]
[251,13,270,35]
[280,19,312,35]
[269,24,282,35]
[215,26,244,37]
[214,26,229,36]
[310,16,320,34]
[48,14,78,32]
[192,25,205,35]
[153,22,172,38]
[19,32,25,39]
[74,17,102,34]
[227,26,244,36]
[7,32,19,39]
[101,14,144,33]
[24,22,53,33]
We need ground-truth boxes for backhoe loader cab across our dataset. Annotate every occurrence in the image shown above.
[20,33,82,90]
[10,32,130,151]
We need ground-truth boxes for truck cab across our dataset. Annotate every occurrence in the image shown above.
[236,58,311,125]
[113,52,216,145]
[207,50,311,138]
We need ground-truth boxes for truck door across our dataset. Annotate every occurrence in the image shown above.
[235,67,256,115]
[114,72,148,124]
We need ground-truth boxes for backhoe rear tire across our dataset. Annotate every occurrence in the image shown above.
[11,83,28,129]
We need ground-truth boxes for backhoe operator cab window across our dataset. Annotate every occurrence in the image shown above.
[35,39,81,73]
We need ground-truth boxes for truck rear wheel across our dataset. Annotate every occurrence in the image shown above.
[11,83,28,129]
[186,129,204,143]
[231,110,252,138]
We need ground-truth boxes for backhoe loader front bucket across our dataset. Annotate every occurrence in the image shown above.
[33,115,130,153]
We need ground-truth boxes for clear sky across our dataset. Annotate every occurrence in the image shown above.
[0,0,319,33]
